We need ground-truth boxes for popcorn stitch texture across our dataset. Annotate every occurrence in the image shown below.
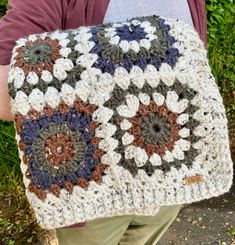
[8,15,233,229]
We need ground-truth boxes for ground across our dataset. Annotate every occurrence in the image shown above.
[159,183,235,245]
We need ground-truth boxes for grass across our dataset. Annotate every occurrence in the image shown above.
[0,1,234,193]
[0,121,22,193]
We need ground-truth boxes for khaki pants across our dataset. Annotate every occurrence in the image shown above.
[56,205,181,245]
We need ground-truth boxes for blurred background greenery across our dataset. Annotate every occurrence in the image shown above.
[0,0,234,194]
[0,0,7,16]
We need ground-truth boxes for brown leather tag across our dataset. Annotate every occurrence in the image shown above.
[184,175,204,185]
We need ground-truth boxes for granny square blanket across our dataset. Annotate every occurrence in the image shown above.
[8,16,233,229]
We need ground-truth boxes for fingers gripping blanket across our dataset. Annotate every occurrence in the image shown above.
[8,16,233,229]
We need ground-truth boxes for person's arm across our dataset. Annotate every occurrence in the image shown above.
[0,0,64,121]
[187,0,207,46]
[0,65,13,121]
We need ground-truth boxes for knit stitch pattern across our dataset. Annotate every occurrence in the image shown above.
[8,16,233,229]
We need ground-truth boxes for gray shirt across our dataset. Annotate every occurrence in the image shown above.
[103,0,193,26]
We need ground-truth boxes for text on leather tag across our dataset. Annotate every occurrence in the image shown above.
[184,175,204,185]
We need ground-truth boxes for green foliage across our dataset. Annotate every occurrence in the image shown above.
[228,227,235,237]
[7,240,15,245]
[0,0,8,17]
[0,121,22,193]
[206,0,235,116]
[0,219,13,229]
[206,0,235,40]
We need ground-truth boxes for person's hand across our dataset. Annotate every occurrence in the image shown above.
[0,65,14,121]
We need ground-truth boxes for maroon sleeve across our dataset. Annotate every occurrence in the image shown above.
[187,0,207,46]
[0,0,64,65]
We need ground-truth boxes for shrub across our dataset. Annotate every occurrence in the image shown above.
[0,0,8,17]
[206,0,235,116]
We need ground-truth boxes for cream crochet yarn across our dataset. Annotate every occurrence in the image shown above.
[8,15,233,229]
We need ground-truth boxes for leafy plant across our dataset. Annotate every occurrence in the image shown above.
[0,219,13,229]
[0,0,8,17]
[7,240,15,245]
[206,0,235,116]
[228,227,235,237]
[0,121,22,193]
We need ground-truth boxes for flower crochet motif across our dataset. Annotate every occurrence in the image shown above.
[17,100,107,199]
[8,15,233,230]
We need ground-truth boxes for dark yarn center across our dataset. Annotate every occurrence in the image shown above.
[24,42,53,64]
[153,124,161,133]
[34,49,42,55]
[140,113,171,145]
[115,24,147,42]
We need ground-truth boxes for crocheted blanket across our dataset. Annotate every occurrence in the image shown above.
[8,16,233,229]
